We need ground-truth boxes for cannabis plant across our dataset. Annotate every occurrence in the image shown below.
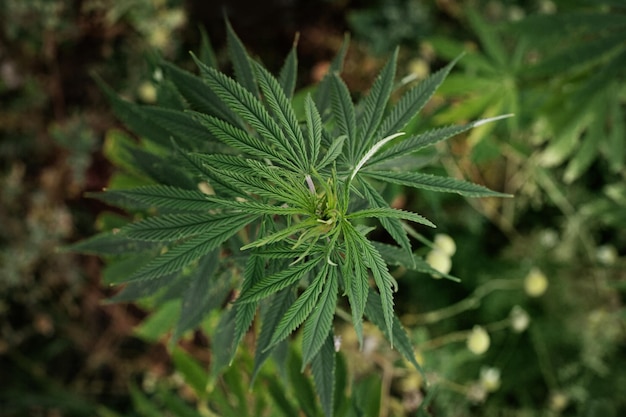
[74,22,509,415]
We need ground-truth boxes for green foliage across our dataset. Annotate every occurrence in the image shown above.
[73,21,508,415]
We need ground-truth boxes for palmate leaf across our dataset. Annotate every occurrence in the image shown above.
[330,74,357,162]
[226,18,259,97]
[351,227,396,345]
[367,115,513,167]
[236,256,322,304]
[97,185,220,212]
[373,241,459,282]
[304,94,323,165]
[192,112,296,170]
[315,33,350,121]
[252,288,296,383]
[255,61,308,167]
[363,170,511,198]
[162,62,240,126]
[359,179,412,256]
[193,54,303,171]
[310,332,336,417]
[347,207,435,228]
[376,56,460,139]
[355,47,398,159]
[278,37,298,98]
[301,265,338,368]
[268,264,329,348]
[126,214,255,281]
[341,221,370,346]
[123,212,253,241]
[234,254,266,350]
[364,289,425,378]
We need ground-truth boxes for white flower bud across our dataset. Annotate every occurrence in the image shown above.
[433,233,456,256]
[479,367,501,392]
[467,325,490,355]
[426,249,451,278]
[524,267,548,297]
[510,305,530,333]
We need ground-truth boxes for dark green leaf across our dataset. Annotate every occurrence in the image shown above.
[311,332,336,417]
[226,18,259,96]
[302,266,338,367]
[355,48,398,158]
[363,170,511,197]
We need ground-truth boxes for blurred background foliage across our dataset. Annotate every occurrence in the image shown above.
[1,0,624,416]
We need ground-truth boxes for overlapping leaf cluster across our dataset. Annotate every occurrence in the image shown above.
[74,22,508,415]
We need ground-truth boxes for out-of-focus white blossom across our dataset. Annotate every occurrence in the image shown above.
[596,244,618,265]
[426,249,451,278]
[524,267,548,297]
[510,305,530,333]
[467,325,490,355]
[433,233,456,256]
[479,367,501,392]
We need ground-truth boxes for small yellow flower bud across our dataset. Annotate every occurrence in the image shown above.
[549,391,568,412]
[524,267,548,297]
[137,81,157,103]
[467,325,490,355]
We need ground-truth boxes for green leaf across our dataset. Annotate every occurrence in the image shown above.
[65,232,161,256]
[192,112,293,168]
[162,62,240,126]
[302,266,338,368]
[171,348,209,398]
[252,288,296,383]
[173,251,229,341]
[268,264,329,348]
[99,185,219,212]
[330,75,357,161]
[364,289,425,378]
[368,116,513,167]
[234,254,265,349]
[127,214,255,281]
[135,300,179,342]
[348,207,435,228]
[123,212,253,241]
[139,106,213,149]
[359,179,411,256]
[315,34,350,120]
[563,105,604,184]
[226,18,259,96]
[255,61,308,166]
[363,170,511,197]
[340,222,369,346]
[279,37,299,99]
[237,256,322,304]
[355,48,398,158]
[95,77,172,147]
[525,32,626,78]
[310,332,336,417]
[305,94,323,167]
[373,241,459,281]
[288,351,322,417]
[466,8,507,67]
[193,55,302,170]
[351,230,395,345]
[199,26,218,69]
[316,135,346,171]
[210,306,238,379]
[377,56,460,139]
